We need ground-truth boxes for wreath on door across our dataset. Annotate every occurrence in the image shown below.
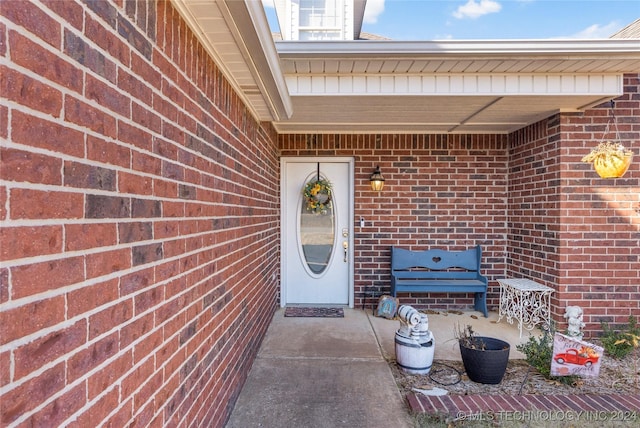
[303,179,333,214]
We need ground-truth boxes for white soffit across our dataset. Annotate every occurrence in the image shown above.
[171,0,292,122]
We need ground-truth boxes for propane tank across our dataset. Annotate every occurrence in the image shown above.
[395,305,435,375]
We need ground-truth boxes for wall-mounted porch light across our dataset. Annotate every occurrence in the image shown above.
[369,165,385,191]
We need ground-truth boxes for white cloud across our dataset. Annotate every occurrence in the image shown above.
[364,0,385,24]
[262,0,275,8]
[453,0,502,19]
[569,21,623,39]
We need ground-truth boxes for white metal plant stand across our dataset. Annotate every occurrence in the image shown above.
[497,278,554,337]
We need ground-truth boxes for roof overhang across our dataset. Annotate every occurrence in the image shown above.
[276,39,640,134]
[171,0,293,122]
[173,1,640,134]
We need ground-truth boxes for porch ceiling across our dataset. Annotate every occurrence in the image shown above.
[173,0,640,135]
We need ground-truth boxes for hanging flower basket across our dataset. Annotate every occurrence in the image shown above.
[582,141,633,178]
[303,179,333,214]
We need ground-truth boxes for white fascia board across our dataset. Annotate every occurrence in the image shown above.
[275,39,640,58]
[285,74,622,97]
[220,0,293,120]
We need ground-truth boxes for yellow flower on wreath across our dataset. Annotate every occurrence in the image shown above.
[303,179,333,214]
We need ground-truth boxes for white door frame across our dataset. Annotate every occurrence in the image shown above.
[280,157,355,308]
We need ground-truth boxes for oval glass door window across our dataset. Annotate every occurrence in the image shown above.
[299,178,335,275]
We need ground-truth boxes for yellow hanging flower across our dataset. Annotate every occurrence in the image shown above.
[582,141,633,178]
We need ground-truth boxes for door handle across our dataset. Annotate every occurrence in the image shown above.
[342,241,348,262]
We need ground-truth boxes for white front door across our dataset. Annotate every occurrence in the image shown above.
[281,157,354,307]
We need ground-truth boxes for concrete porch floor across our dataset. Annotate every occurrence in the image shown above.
[225,307,536,427]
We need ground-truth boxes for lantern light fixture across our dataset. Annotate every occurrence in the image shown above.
[369,165,385,191]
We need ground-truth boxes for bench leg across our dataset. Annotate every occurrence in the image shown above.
[474,292,488,318]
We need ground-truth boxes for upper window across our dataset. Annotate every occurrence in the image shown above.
[299,0,339,28]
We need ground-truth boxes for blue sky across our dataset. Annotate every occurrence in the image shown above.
[262,0,640,40]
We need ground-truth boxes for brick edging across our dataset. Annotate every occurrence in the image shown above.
[408,393,640,415]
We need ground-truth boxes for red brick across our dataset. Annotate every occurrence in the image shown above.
[0,104,7,139]
[119,267,154,296]
[13,319,86,380]
[120,358,154,404]
[86,74,130,117]
[85,13,130,67]
[0,296,65,344]
[0,147,62,185]
[152,94,178,123]
[9,30,82,93]
[69,387,119,428]
[118,170,153,195]
[67,278,119,318]
[67,332,119,383]
[11,111,84,157]
[2,0,61,48]
[131,293,162,323]
[0,225,63,261]
[102,399,133,428]
[0,21,6,57]
[132,397,155,427]
[131,51,161,91]
[88,350,133,400]
[88,300,133,340]
[0,350,10,388]
[65,222,118,251]
[87,135,131,168]
[12,256,83,298]
[162,201,185,217]
[0,187,5,222]
[120,312,155,350]
[132,150,162,175]
[26,383,86,428]
[0,65,63,116]
[85,248,131,279]
[132,102,162,133]
[40,0,84,31]
[162,239,184,258]
[0,363,65,425]
[154,220,179,240]
[119,70,152,106]
[64,95,117,139]
[153,178,178,198]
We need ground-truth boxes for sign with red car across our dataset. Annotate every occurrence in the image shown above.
[551,333,603,377]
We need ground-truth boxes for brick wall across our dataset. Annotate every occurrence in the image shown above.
[1,1,279,426]
[559,75,640,333]
[508,74,639,335]
[280,134,510,311]
[507,117,564,316]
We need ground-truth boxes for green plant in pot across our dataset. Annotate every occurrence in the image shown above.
[455,324,510,384]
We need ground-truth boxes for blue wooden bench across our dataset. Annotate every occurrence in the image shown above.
[390,246,489,317]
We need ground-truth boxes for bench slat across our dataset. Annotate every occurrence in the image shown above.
[390,246,488,317]
[391,247,479,271]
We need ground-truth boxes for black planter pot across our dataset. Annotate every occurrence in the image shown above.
[459,337,510,384]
